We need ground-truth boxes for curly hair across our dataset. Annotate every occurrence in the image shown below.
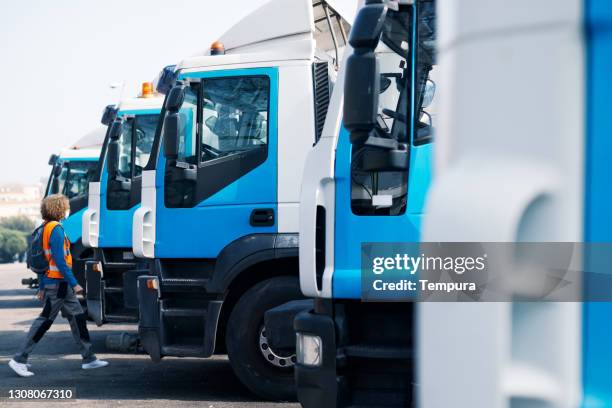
[41,194,70,221]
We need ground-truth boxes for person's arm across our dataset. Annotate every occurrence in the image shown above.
[37,273,45,290]
[49,226,78,287]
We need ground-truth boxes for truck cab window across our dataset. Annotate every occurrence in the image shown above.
[64,161,97,200]
[165,76,271,208]
[134,115,158,177]
[164,84,198,208]
[46,160,97,215]
[46,164,68,196]
[350,4,436,216]
[108,114,159,210]
[117,120,133,179]
[200,76,269,163]
[413,0,437,145]
[350,7,412,216]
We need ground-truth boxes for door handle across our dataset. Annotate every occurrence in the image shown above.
[250,208,274,227]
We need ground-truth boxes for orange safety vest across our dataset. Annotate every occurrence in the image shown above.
[42,221,72,279]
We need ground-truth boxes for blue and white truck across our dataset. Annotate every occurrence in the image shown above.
[82,84,164,325]
[297,0,612,407]
[295,0,436,406]
[418,0,612,407]
[132,0,354,400]
[24,129,105,289]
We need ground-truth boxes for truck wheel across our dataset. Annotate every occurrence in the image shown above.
[226,276,302,401]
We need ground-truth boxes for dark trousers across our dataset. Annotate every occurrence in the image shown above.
[14,282,96,364]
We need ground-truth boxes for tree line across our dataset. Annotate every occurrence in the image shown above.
[0,216,35,263]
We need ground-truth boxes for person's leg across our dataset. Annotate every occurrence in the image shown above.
[13,284,63,363]
[60,286,96,363]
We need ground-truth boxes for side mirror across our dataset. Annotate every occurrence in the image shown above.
[163,112,181,159]
[155,65,177,95]
[51,165,62,193]
[108,119,123,140]
[48,154,59,166]
[343,2,387,145]
[348,3,387,50]
[51,178,59,194]
[101,104,118,126]
[165,85,186,112]
[422,80,436,108]
[344,51,380,145]
[107,140,119,177]
[354,145,409,172]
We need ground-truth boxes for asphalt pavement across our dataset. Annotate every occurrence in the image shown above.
[0,263,299,407]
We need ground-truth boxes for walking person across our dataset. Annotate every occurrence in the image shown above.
[9,194,108,377]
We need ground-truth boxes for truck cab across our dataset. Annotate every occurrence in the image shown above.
[295,1,436,406]
[133,0,353,400]
[39,129,104,288]
[83,84,164,325]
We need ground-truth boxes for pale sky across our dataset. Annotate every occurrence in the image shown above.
[0,0,268,185]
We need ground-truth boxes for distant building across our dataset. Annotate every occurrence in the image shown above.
[0,183,43,222]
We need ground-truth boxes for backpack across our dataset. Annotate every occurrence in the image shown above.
[26,222,56,274]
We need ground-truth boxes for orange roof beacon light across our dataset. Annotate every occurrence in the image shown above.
[141,81,154,98]
[210,41,225,56]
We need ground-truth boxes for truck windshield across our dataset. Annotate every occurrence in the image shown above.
[46,160,98,200]
[381,3,436,143]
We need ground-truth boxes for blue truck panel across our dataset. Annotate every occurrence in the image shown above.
[62,207,86,243]
[97,108,161,248]
[332,127,432,298]
[582,0,612,405]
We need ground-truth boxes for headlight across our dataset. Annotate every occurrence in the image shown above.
[296,332,322,367]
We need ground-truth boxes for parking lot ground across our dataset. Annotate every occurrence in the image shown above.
[0,263,300,408]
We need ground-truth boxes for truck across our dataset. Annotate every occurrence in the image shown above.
[131,0,354,400]
[298,0,612,407]
[82,82,164,325]
[23,129,105,289]
[295,0,436,406]
[418,0,612,407]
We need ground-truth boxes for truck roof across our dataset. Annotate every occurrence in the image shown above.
[177,0,355,72]
[59,127,105,161]
[117,94,165,113]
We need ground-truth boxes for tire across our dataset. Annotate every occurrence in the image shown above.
[226,276,303,401]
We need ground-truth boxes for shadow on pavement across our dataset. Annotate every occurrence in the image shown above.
[0,288,36,297]
[0,329,285,404]
[0,287,40,310]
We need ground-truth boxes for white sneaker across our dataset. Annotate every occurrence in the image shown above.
[8,359,34,377]
[81,359,109,370]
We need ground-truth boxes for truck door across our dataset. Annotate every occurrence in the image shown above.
[99,112,158,248]
[334,3,436,299]
[88,112,158,323]
[156,68,278,258]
